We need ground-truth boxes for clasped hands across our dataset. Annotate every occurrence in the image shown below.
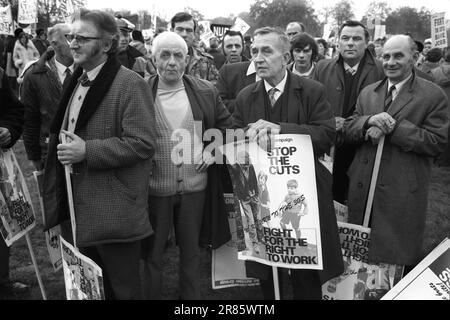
[365,112,396,145]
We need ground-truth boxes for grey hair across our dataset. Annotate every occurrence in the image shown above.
[48,23,71,39]
[152,31,188,56]
[253,27,290,54]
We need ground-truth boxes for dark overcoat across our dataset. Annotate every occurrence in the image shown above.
[233,72,344,283]
[344,73,449,265]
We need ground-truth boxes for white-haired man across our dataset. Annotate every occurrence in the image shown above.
[144,31,232,299]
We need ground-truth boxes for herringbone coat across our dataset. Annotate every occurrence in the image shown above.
[43,56,156,247]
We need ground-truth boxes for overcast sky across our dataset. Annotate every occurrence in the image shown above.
[86,0,450,21]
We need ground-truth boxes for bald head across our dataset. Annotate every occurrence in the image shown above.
[382,35,417,84]
[286,22,305,41]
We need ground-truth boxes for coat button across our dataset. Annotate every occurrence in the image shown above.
[363,158,368,164]
[357,182,363,188]
[336,86,341,91]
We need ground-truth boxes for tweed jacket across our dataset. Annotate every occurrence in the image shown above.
[43,56,156,247]
[0,67,24,148]
[149,74,233,249]
[344,73,449,265]
[216,61,255,113]
[233,72,344,283]
[313,50,384,117]
[21,57,66,161]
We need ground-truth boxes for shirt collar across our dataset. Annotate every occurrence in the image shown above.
[388,72,412,93]
[264,69,288,94]
[84,61,107,82]
[246,61,261,82]
[54,58,74,75]
[343,61,360,74]
[292,62,315,77]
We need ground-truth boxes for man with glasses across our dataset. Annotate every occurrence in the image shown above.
[21,23,74,172]
[313,20,384,204]
[42,9,156,300]
[171,12,219,83]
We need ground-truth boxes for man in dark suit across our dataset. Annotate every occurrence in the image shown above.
[0,66,26,297]
[42,9,155,300]
[313,20,384,204]
[216,61,256,113]
[344,35,449,270]
[232,26,343,300]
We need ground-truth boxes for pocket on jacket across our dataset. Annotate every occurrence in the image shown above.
[110,173,137,201]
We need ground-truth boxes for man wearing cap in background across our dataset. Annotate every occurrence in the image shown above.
[115,14,149,78]
[32,28,50,56]
[171,12,219,83]
[21,23,75,172]
[207,36,226,71]
[419,47,443,77]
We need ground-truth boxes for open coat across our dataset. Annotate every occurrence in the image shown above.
[233,72,344,283]
[344,73,449,265]
[43,56,156,247]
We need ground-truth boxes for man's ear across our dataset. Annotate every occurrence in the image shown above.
[283,51,291,65]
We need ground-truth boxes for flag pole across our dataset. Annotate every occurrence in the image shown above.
[272,266,280,300]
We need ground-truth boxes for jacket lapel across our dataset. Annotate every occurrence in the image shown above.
[285,72,303,123]
[251,81,267,122]
[75,56,121,132]
[387,72,416,117]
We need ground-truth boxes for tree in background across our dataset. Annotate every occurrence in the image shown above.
[249,0,321,36]
[360,1,392,39]
[331,0,355,27]
[386,7,431,41]
[184,6,204,22]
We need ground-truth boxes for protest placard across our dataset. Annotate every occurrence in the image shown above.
[18,0,38,24]
[61,236,104,300]
[0,5,12,35]
[322,222,403,300]
[431,12,448,48]
[231,17,250,36]
[382,238,450,300]
[220,134,322,270]
[212,193,259,289]
[0,149,36,246]
[33,170,63,271]
[211,23,231,38]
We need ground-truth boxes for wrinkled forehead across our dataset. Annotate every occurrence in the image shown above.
[71,20,98,35]
[253,33,282,50]
[158,43,187,55]
[383,37,413,55]
[340,26,365,38]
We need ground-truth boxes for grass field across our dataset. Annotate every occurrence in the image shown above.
[2,140,449,300]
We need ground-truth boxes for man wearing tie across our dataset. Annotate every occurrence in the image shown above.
[344,35,449,271]
[232,27,343,299]
[21,23,74,171]
[42,9,156,299]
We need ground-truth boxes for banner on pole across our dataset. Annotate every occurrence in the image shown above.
[220,134,323,270]
[0,5,13,35]
[322,222,404,300]
[212,193,259,289]
[18,0,38,24]
[61,236,105,300]
[431,12,448,48]
[0,149,36,246]
[382,238,450,300]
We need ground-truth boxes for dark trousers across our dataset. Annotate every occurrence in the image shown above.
[145,191,206,300]
[80,240,142,300]
[332,143,356,204]
[250,262,322,300]
[0,238,9,284]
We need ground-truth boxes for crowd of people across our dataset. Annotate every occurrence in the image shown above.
[0,8,449,300]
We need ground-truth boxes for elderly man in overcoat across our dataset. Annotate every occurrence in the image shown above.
[344,35,449,269]
[42,9,155,300]
[232,27,343,300]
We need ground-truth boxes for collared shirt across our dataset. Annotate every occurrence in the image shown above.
[292,62,315,78]
[263,69,288,104]
[53,59,74,84]
[246,61,261,82]
[67,61,106,133]
[343,61,360,76]
[388,72,412,101]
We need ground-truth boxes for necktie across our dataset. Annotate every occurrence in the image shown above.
[346,67,356,76]
[268,88,279,107]
[78,72,91,87]
[62,68,72,89]
[384,85,396,111]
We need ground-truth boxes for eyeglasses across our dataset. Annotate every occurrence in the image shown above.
[65,34,101,44]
